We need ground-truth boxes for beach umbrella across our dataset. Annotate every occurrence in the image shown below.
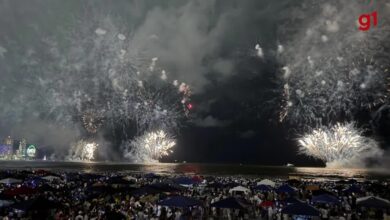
[0,178,22,184]
[257,179,276,187]
[41,175,61,181]
[158,195,202,208]
[312,194,340,204]
[260,201,274,208]
[192,175,203,183]
[284,197,302,205]
[211,197,249,209]
[357,196,390,209]
[253,184,272,192]
[150,183,183,193]
[281,202,320,216]
[229,186,251,194]
[130,186,161,197]
[312,189,335,196]
[173,177,197,186]
[276,185,296,194]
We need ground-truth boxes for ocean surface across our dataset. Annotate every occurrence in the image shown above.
[1,161,389,180]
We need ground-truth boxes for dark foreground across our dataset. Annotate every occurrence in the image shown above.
[0,164,389,219]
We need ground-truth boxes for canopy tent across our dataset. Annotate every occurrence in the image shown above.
[211,197,249,209]
[312,194,340,204]
[276,185,296,194]
[257,179,275,187]
[229,186,251,194]
[282,202,320,216]
[0,178,22,184]
[157,195,202,208]
[357,196,390,209]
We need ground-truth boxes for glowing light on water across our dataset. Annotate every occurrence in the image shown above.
[298,122,383,168]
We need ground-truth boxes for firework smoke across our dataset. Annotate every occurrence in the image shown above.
[0,11,191,161]
[298,122,383,168]
[122,130,175,163]
[67,140,98,161]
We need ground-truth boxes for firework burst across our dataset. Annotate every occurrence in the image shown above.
[122,130,175,163]
[298,122,383,167]
[82,110,104,134]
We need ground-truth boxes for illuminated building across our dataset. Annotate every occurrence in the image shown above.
[18,138,27,158]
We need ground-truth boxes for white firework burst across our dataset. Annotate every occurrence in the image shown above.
[123,130,175,163]
[298,122,383,167]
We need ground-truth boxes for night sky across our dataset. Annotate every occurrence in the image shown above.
[0,0,389,166]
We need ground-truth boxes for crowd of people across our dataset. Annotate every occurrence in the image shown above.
[0,169,389,219]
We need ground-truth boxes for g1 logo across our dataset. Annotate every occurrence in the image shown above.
[358,11,378,31]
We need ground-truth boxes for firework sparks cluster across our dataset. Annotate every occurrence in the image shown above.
[298,123,383,167]
[123,130,175,163]
[271,1,390,167]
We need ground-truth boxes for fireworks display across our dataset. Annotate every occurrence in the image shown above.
[122,130,176,163]
[298,123,383,167]
[67,140,98,161]
[0,13,191,162]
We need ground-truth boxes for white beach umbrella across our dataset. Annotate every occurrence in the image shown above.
[257,179,276,187]
[0,178,22,184]
[229,186,251,194]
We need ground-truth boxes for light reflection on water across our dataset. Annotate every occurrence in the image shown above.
[0,161,389,180]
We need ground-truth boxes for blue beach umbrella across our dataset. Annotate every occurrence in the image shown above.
[312,194,340,204]
[158,195,202,207]
[281,202,320,216]
[211,197,249,209]
[276,184,296,194]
